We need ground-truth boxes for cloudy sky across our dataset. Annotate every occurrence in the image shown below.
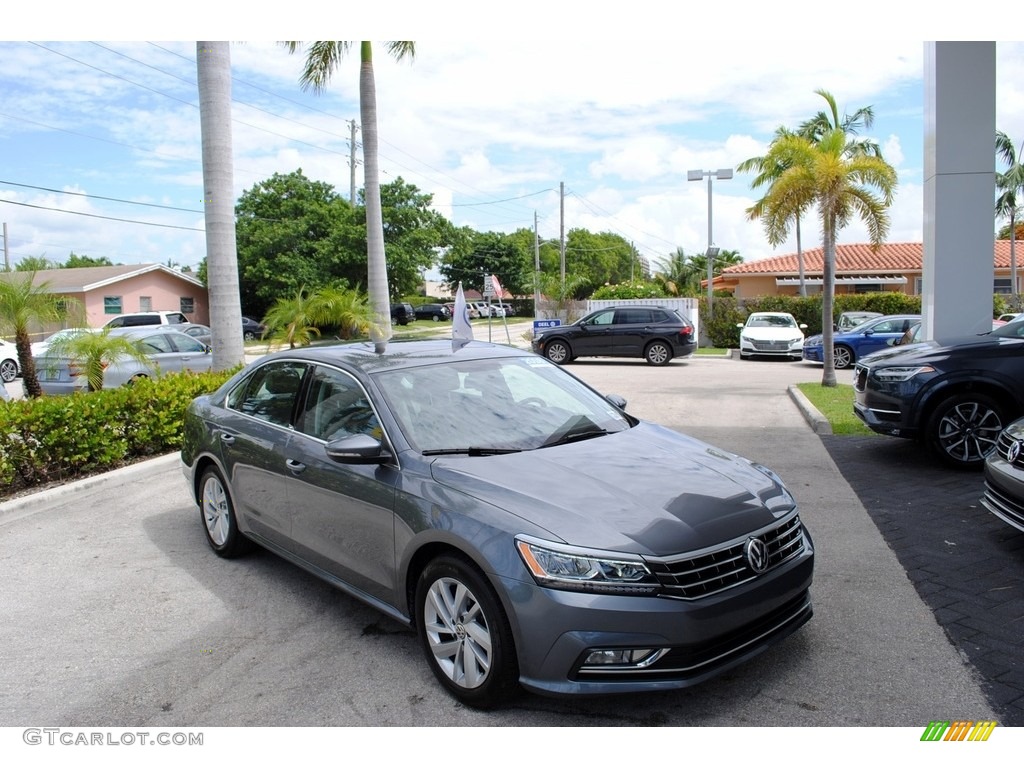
[2,10,1021,281]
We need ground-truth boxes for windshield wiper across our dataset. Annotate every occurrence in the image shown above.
[541,426,611,448]
[422,447,523,456]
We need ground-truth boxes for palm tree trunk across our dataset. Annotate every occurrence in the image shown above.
[197,41,245,370]
[821,218,837,387]
[359,41,393,353]
[1011,213,1019,307]
[796,216,806,297]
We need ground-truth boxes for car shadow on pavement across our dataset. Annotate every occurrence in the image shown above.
[821,433,1024,726]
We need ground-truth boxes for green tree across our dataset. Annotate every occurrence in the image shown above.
[439,229,533,299]
[262,285,374,349]
[751,128,897,387]
[63,253,114,269]
[996,129,1023,307]
[284,40,416,353]
[15,256,55,272]
[0,272,74,397]
[43,329,151,392]
[564,229,638,289]
[197,41,246,371]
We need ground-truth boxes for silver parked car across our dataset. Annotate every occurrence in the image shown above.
[181,340,814,707]
[982,416,1024,533]
[36,326,213,394]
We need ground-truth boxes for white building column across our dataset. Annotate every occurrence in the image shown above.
[923,42,996,338]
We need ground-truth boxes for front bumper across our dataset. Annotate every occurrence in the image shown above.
[502,528,814,697]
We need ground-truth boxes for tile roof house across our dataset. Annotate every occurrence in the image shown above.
[716,241,1021,298]
[0,263,209,338]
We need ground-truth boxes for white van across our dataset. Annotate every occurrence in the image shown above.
[104,311,190,329]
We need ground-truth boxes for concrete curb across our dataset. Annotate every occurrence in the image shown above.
[787,384,833,435]
[0,453,181,515]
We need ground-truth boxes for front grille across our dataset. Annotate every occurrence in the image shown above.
[648,513,805,600]
[751,340,792,352]
[994,430,1024,467]
[982,480,1024,533]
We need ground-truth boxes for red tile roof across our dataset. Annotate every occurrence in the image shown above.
[722,241,1021,275]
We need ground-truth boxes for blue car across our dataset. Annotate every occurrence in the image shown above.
[802,314,921,369]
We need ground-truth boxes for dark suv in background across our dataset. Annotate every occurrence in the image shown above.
[531,305,696,366]
[853,317,1024,468]
[391,303,416,326]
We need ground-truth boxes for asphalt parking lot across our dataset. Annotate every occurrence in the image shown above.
[0,348,1015,727]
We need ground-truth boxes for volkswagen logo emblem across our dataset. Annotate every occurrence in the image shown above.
[744,537,769,574]
[1009,439,1022,464]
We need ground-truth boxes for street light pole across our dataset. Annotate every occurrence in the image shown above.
[687,168,732,321]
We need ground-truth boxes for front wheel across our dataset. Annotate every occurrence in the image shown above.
[0,358,16,383]
[199,467,254,558]
[415,555,519,708]
[927,393,1006,469]
[544,340,571,365]
[833,345,854,369]
[644,341,672,366]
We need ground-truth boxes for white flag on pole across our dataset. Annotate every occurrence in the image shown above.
[452,281,474,349]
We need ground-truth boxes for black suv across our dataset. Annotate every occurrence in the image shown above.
[853,318,1024,468]
[531,305,696,366]
[391,303,415,326]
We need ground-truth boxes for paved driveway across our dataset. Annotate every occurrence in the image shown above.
[0,354,1000,726]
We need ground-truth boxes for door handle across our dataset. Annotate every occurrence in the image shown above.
[285,459,306,474]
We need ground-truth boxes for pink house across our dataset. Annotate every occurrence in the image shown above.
[1,264,209,339]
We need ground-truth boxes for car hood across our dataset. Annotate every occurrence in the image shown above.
[859,333,1020,367]
[428,422,794,557]
[740,327,803,340]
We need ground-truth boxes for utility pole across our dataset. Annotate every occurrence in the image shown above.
[533,211,540,315]
[2,223,9,272]
[348,120,360,206]
[559,181,565,288]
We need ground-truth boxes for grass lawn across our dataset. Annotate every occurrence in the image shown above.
[795,382,874,436]
[695,347,730,356]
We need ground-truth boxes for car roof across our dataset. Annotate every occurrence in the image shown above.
[107,326,193,340]
[254,339,533,375]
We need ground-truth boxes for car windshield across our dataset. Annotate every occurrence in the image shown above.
[373,356,632,453]
[747,315,796,328]
[991,317,1024,338]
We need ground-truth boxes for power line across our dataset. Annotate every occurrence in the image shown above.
[0,199,204,232]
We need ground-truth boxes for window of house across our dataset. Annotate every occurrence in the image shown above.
[104,296,123,314]
[914,277,923,295]
[180,297,195,314]
[139,296,153,312]
[854,284,882,294]
[994,278,1012,295]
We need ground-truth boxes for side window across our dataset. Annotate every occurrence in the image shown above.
[871,319,896,333]
[171,334,206,353]
[298,366,380,442]
[588,310,615,326]
[227,361,307,427]
[138,334,175,354]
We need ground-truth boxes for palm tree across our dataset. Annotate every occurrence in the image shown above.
[0,272,74,398]
[283,41,416,354]
[996,130,1023,307]
[43,329,152,392]
[752,129,897,387]
[262,285,374,349]
[196,41,246,371]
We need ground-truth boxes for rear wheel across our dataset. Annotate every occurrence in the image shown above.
[415,554,519,708]
[544,340,571,364]
[199,467,254,558]
[927,393,1006,469]
[644,341,672,366]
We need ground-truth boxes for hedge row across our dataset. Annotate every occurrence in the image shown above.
[0,369,236,495]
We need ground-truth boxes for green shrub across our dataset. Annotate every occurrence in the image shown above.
[0,368,236,495]
[590,281,669,300]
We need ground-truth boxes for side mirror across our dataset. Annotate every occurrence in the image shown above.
[325,433,392,465]
[799,323,808,330]
[735,322,744,329]
[605,393,628,410]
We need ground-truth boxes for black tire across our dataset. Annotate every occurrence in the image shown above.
[0,358,16,383]
[926,393,1006,469]
[833,345,855,369]
[244,331,256,341]
[644,341,672,366]
[415,554,519,708]
[544,339,571,365]
[199,466,254,558]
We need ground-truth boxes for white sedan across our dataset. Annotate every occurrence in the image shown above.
[0,338,19,383]
[737,312,807,360]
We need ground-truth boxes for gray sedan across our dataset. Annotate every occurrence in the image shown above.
[181,340,814,707]
[36,326,213,394]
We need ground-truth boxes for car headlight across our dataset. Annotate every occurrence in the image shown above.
[872,365,935,382]
[515,536,659,595]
